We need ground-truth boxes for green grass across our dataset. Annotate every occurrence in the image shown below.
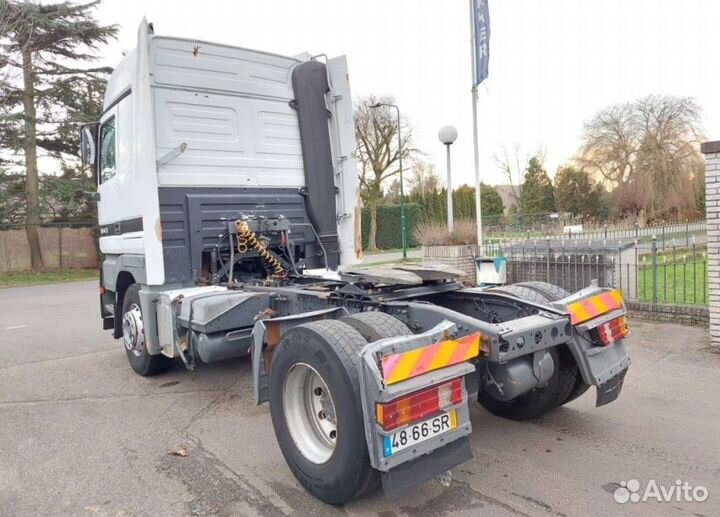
[637,260,707,304]
[0,269,99,289]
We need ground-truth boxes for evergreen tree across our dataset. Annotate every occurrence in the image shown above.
[452,184,476,219]
[520,156,555,216]
[0,0,117,269]
[479,184,504,224]
[451,184,504,223]
[554,165,602,217]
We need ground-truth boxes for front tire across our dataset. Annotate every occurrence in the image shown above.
[268,319,378,504]
[121,284,173,376]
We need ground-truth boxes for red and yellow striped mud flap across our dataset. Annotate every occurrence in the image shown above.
[567,290,623,325]
[380,333,480,385]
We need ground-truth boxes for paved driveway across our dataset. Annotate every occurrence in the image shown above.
[1,281,718,517]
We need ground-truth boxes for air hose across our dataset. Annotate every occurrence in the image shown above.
[234,220,287,280]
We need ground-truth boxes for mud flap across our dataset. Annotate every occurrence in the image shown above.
[596,368,627,407]
[381,437,473,497]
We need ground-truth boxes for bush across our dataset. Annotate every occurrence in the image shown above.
[413,219,478,246]
[361,203,422,249]
[413,221,449,246]
[449,219,477,245]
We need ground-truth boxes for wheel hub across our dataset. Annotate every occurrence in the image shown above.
[122,303,145,357]
[283,363,337,464]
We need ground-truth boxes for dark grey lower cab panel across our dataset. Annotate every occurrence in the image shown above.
[158,186,318,284]
[101,254,147,291]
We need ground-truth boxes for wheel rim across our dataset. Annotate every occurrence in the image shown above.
[122,303,145,357]
[283,363,337,464]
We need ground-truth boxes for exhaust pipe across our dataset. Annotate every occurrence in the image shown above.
[291,60,340,269]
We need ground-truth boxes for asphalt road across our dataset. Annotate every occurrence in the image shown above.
[1,281,719,517]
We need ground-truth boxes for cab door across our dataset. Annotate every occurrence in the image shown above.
[97,94,144,255]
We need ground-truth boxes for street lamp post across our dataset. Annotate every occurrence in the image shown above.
[370,102,407,259]
[438,125,458,232]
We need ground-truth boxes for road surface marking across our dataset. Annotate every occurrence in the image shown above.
[4,325,27,330]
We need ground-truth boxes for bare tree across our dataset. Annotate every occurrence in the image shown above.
[492,144,544,207]
[407,160,441,197]
[579,95,703,219]
[578,102,638,187]
[354,95,415,251]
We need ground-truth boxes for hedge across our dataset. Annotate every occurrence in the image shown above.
[361,203,422,249]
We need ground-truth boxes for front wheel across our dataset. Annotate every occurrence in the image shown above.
[268,319,378,504]
[121,284,173,376]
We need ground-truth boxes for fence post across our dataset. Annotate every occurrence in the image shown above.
[651,235,658,305]
[635,222,639,239]
[546,237,551,282]
[661,225,665,251]
[58,225,63,269]
[692,237,697,304]
[685,220,689,248]
[604,224,608,240]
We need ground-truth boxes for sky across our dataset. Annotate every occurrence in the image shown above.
[93,0,720,188]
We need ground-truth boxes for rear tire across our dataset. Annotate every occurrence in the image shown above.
[514,281,570,302]
[268,319,378,504]
[477,346,578,420]
[485,284,550,304]
[511,282,590,404]
[341,311,412,342]
[122,284,173,376]
[479,281,590,416]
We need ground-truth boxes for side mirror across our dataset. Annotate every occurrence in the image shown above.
[80,123,99,182]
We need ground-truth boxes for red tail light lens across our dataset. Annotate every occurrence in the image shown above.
[375,379,463,432]
[595,316,629,346]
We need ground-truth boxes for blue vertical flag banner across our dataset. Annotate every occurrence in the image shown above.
[473,0,490,86]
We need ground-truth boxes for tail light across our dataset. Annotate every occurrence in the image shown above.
[595,316,629,346]
[375,379,463,432]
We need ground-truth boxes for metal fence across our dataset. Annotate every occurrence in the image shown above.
[0,222,97,272]
[482,225,708,306]
[483,220,706,249]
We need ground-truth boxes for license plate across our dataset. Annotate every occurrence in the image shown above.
[382,410,457,457]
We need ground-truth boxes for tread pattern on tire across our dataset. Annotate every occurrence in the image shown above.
[485,284,550,305]
[514,281,570,302]
[341,311,412,342]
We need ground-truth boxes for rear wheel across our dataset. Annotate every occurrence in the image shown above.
[513,282,590,402]
[477,346,578,420]
[122,284,173,376]
[485,283,550,304]
[268,319,378,504]
[514,281,571,302]
[341,311,412,342]
[479,282,590,415]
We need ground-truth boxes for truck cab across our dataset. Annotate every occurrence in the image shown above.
[82,20,358,343]
[80,20,631,505]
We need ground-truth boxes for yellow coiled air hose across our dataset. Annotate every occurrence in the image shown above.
[234,220,287,280]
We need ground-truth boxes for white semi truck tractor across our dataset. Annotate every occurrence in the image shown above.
[80,20,631,504]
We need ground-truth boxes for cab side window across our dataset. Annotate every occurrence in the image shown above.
[99,116,117,183]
